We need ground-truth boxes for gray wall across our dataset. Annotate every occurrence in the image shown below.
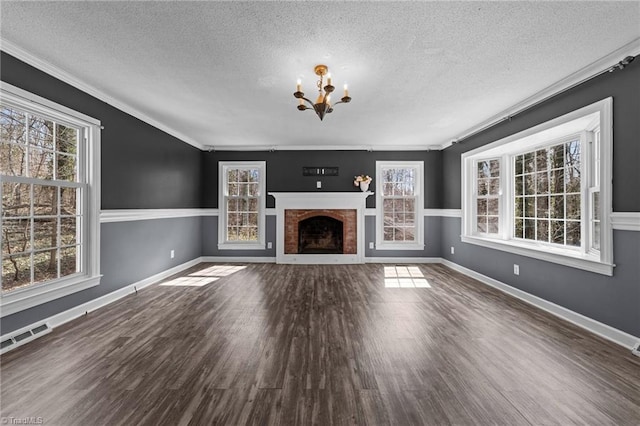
[202,150,443,210]
[1,52,203,209]
[1,52,203,334]
[441,218,639,337]
[442,54,640,211]
[439,55,640,337]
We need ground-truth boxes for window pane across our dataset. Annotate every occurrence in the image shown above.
[2,182,30,217]
[60,246,78,278]
[29,148,54,180]
[477,217,487,233]
[535,149,548,171]
[551,195,564,219]
[487,199,499,215]
[394,227,405,241]
[404,198,415,212]
[33,249,57,284]
[488,178,500,195]
[56,153,77,181]
[28,117,54,150]
[247,213,258,227]
[0,108,26,144]
[33,218,57,250]
[514,197,523,218]
[2,218,31,255]
[550,170,564,194]
[566,221,581,246]
[0,142,26,176]
[524,219,535,240]
[477,199,487,215]
[227,169,238,183]
[524,152,535,173]
[228,183,239,196]
[383,183,393,196]
[33,185,57,216]
[393,199,404,212]
[56,124,78,155]
[478,161,490,178]
[477,179,488,196]
[536,172,548,194]
[61,217,78,245]
[383,199,393,213]
[551,220,564,244]
[60,187,77,216]
[238,170,249,182]
[566,194,580,219]
[536,196,549,218]
[550,144,564,168]
[2,253,31,292]
[248,198,258,212]
[404,227,415,241]
[383,227,393,241]
[490,160,500,177]
[487,217,499,234]
[592,192,600,221]
[515,176,523,196]
[524,174,535,195]
[525,197,535,217]
[247,183,259,196]
[227,199,238,212]
[536,219,549,242]
[405,213,415,226]
[593,222,601,251]
[514,155,523,175]
[227,226,238,240]
[514,219,523,238]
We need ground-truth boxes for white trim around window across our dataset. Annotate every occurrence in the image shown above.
[217,161,266,250]
[1,82,101,317]
[461,98,613,275]
[375,161,425,251]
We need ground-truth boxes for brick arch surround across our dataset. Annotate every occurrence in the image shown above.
[284,209,357,254]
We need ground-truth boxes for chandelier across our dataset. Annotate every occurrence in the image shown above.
[293,64,351,121]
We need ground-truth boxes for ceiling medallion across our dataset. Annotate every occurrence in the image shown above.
[293,64,351,121]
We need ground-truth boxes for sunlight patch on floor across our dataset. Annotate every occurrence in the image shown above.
[160,265,247,287]
[384,266,431,288]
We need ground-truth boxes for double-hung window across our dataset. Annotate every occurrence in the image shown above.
[375,161,424,250]
[461,98,612,275]
[1,83,101,316]
[218,161,266,250]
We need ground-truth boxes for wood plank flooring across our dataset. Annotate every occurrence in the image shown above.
[1,263,639,425]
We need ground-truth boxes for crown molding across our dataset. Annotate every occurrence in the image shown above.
[0,38,206,150]
[203,144,441,152]
[439,38,640,150]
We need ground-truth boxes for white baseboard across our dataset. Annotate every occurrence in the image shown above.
[21,258,200,335]
[200,256,276,263]
[440,258,640,351]
[365,257,442,264]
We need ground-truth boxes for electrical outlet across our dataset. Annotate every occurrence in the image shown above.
[369,242,374,249]
[514,264,519,275]
[170,250,175,259]
[316,181,322,189]
[267,242,272,249]
[450,246,455,254]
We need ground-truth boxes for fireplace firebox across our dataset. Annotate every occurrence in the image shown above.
[298,216,343,254]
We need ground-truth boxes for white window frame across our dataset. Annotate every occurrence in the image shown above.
[1,82,101,316]
[218,161,266,250]
[461,98,613,275]
[375,161,425,251]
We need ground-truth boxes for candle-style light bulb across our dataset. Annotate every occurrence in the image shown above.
[296,79,302,92]
[343,83,349,97]
[299,98,304,106]
[327,73,332,86]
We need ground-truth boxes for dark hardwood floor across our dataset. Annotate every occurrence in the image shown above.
[1,263,639,425]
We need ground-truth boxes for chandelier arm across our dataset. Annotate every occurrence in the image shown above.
[301,96,316,107]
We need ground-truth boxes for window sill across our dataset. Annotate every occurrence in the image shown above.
[460,235,613,276]
[375,243,425,251]
[218,242,266,250]
[1,274,102,317]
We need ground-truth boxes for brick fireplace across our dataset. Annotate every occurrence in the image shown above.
[284,209,357,254]
[270,192,372,264]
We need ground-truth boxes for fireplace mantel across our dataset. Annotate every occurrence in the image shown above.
[270,192,373,264]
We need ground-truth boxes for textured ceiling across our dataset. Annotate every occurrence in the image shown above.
[1,1,638,150]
